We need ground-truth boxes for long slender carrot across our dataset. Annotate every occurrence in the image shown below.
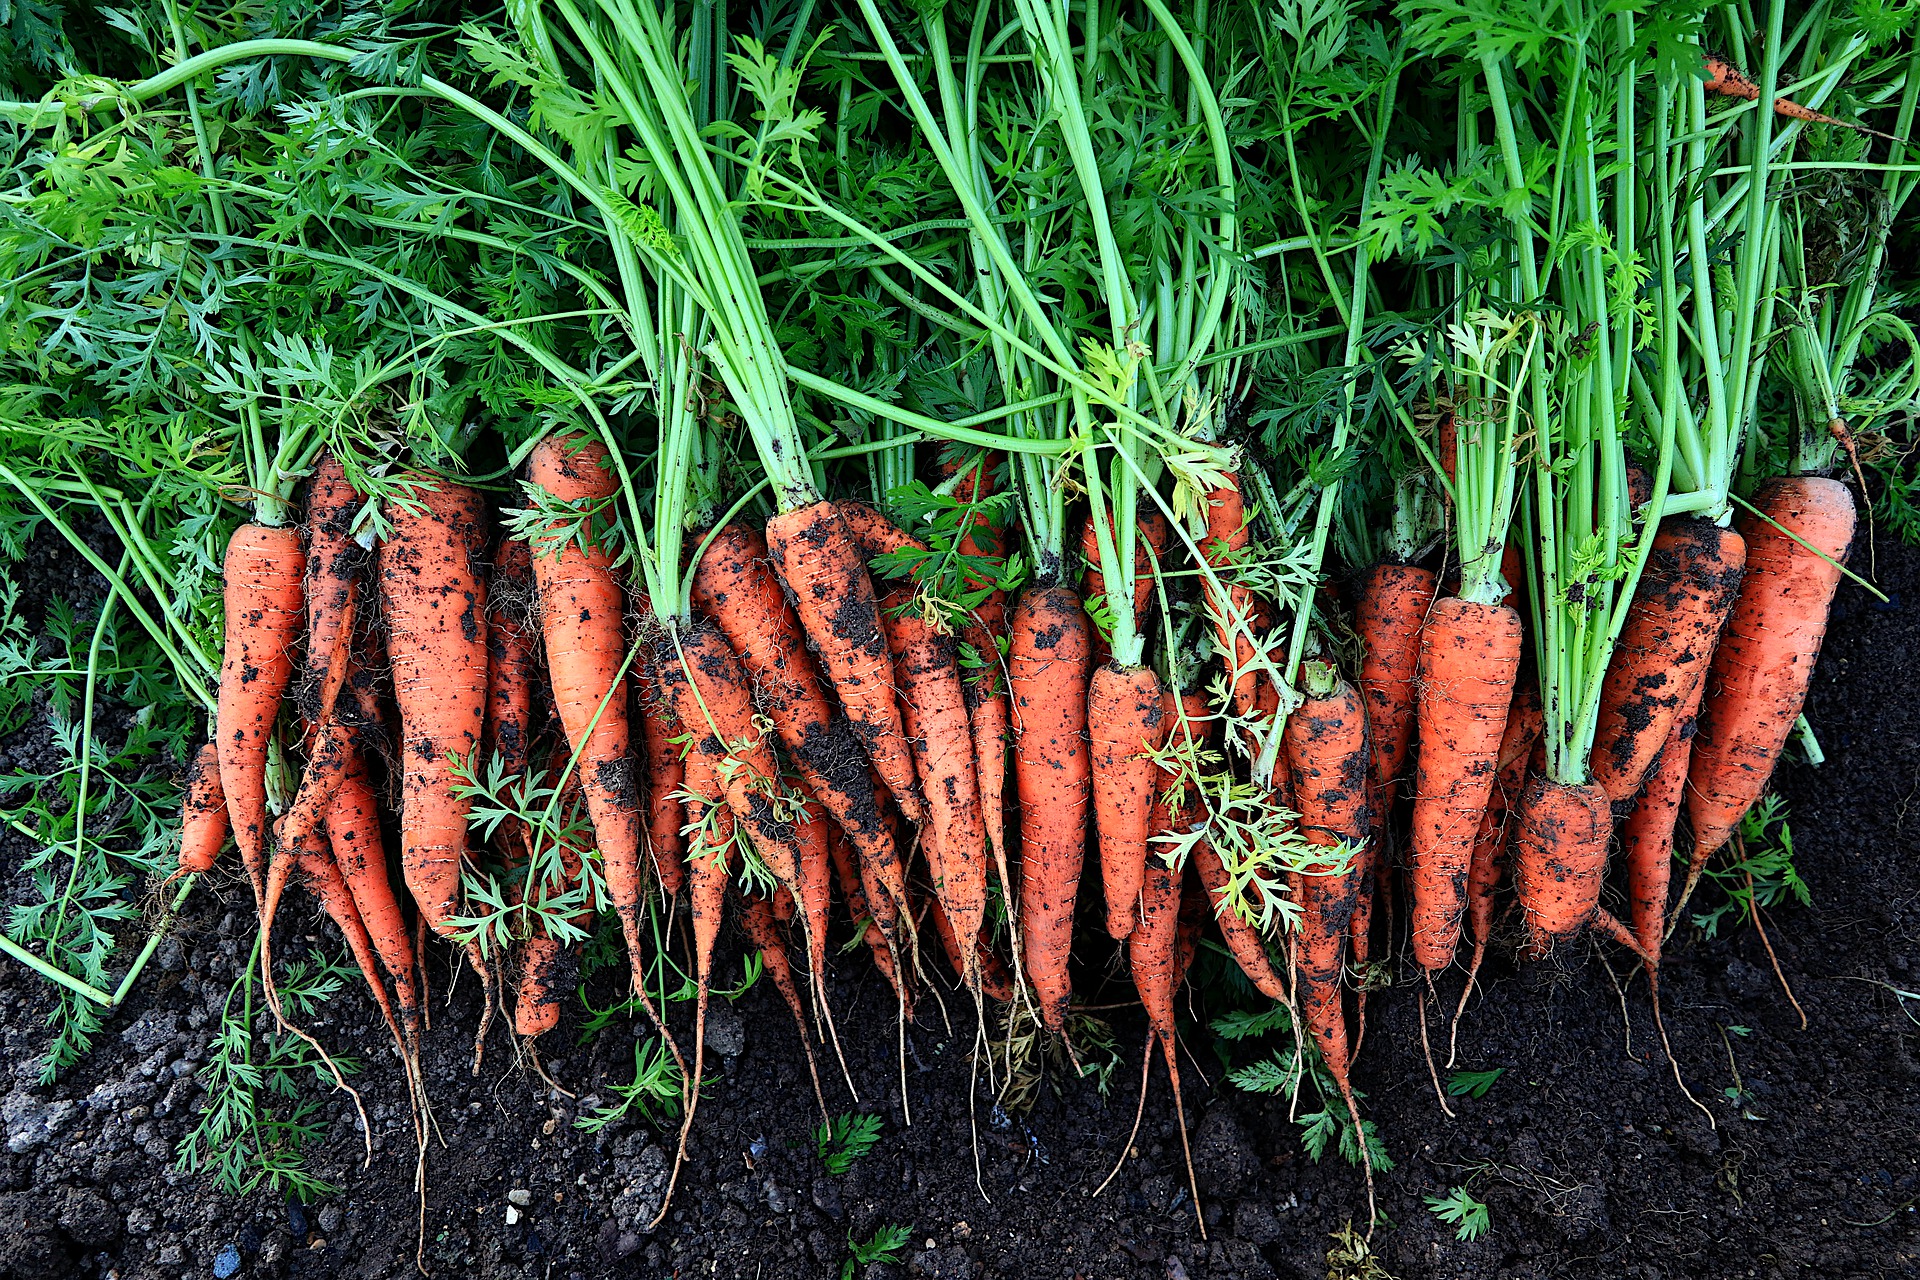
[691,524,912,942]
[1704,54,1870,130]
[1453,679,1542,1040]
[170,741,229,883]
[294,842,409,1061]
[328,745,421,1050]
[1625,675,1707,954]
[1685,478,1856,885]
[829,824,907,1015]
[1589,520,1746,805]
[1090,663,1168,941]
[925,893,1014,1003]
[764,500,923,823]
[485,535,539,778]
[740,891,829,1118]
[1129,812,1204,1236]
[1011,583,1094,1034]
[299,455,366,736]
[960,595,1012,895]
[260,723,353,948]
[638,648,687,898]
[1409,596,1523,970]
[1511,775,1613,959]
[217,522,305,902]
[526,435,649,985]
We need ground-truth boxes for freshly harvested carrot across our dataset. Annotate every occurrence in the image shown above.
[1192,838,1287,1003]
[1589,520,1746,805]
[1173,865,1207,993]
[691,524,911,938]
[828,825,907,1014]
[1511,775,1613,958]
[789,784,834,998]
[217,522,306,901]
[1282,666,1373,1213]
[512,764,594,1041]
[1354,563,1437,820]
[1410,596,1523,970]
[638,649,687,897]
[1456,680,1542,1026]
[1081,506,1170,664]
[328,746,421,1050]
[1199,479,1261,716]
[1704,54,1865,129]
[1090,663,1168,940]
[764,500,922,823]
[485,535,539,778]
[170,741,229,883]
[526,434,648,981]
[1128,818,1204,1234]
[960,595,1012,894]
[926,893,1014,1003]
[739,892,828,1118]
[1625,676,1707,958]
[1685,478,1856,878]
[1011,584,1094,1034]
[293,841,409,1060]
[299,455,366,736]
[878,581,987,988]
[260,723,353,948]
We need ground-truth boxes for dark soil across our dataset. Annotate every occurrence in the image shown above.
[2,522,1917,1280]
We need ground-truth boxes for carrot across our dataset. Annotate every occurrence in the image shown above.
[217,522,306,902]
[293,841,409,1060]
[1684,478,1856,882]
[1199,479,1262,716]
[1588,520,1747,805]
[1128,808,1204,1235]
[1704,54,1867,130]
[1081,506,1170,664]
[1192,839,1288,1003]
[1409,596,1523,970]
[526,434,649,984]
[485,535,539,779]
[789,783,835,1000]
[377,477,495,1059]
[878,580,987,989]
[260,723,353,948]
[1090,663,1168,940]
[829,824,907,1015]
[1452,679,1542,1045]
[1510,775,1614,959]
[764,500,923,823]
[926,893,1014,1003]
[512,761,594,1042]
[328,745,421,1051]
[1173,863,1207,994]
[1011,583,1094,1034]
[959,594,1012,896]
[1625,675,1708,956]
[1281,666,1374,1216]
[299,455,366,736]
[739,892,828,1117]
[691,523,912,943]
[638,649,687,897]
[170,741,229,883]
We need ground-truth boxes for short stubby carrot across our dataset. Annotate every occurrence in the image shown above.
[378,478,489,944]
[1687,478,1856,863]
[217,522,306,899]
[1589,519,1746,805]
[1511,775,1613,959]
[1409,596,1522,971]
[172,741,229,883]
[1090,662,1167,940]
[527,434,647,978]
[764,501,923,823]
[1011,584,1094,1034]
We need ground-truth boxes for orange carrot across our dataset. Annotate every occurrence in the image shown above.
[260,723,353,947]
[327,745,421,1051]
[829,824,907,1014]
[1685,478,1855,878]
[1409,596,1523,970]
[1011,583,1094,1034]
[740,891,829,1117]
[1081,506,1170,664]
[293,841,408,1059]
[1458,680,1542,1006]
[171,741,229,883]
[959,595,1012,896]
[1511,775,1613,958]
[1589,520,1746,805]
[925,893,1014,1003]
[512,761,594,1042]
[299,455,366,736]
[764,501,923,823]
[485,535,539,778]
[638,649,687,897]
[1129,806,1204,1233]
[217,522,305,901]
[1199,479,1262,716]
[789,781,835,1006]
[1090,663,1168,940]
[1624,675,1707,957]
[1191,839,1287,1004]
[526,435,648,983]
[1704,54,1864,129]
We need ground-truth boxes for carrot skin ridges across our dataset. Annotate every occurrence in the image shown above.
[1512,776,1613,958]
[300,455,365,735]
[485,536,539,779]
[1011,584,1093,1034]
[1409,596,1522,970]
[1090,663,1167,940]
[1589,519,1746,805]
[175,741,229,879]
[692,523,910,931]
[1130,830,1183,1050]
[1687,478,1856,860]
[638,650,687,897]
[764,500,923,823]
[218,523,306,899]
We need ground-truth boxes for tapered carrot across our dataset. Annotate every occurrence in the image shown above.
[1589,520,1746,805]
[1453,679,1542,1041]
[1625,676,1707,955]
[1082,506,1170,664]
[1199,479,1262,716]
[926,893,1014,1003]
[294,841,409,1060]
[511,760,594,1042]
[829,825,907,1015]
[638,649,687,897]
[740,892,828,1117]
[1410,596,1523,970]
[485,535,539,778]
[217,522,306,902]
[789,783,834,999]
[1091,663,1168,940]
[1011,584,1094,1034]
[960,595,1012,897]
[1511,775,1613,958]
[1685,478,1855,891]
[1129,815,1204,1235]
[764,501,923,823]
[878,581,987,989]
[526,434,648,985]
[170,741,229,883]
[691,524,911,941]
[1192,839,1288,1003]
[299,455,366,736]
[1704,54,1873,130]
[328,745,421,1051]
[261,723,353,948]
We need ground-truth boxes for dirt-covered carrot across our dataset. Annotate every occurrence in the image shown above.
[328,745,421,1051]
[170,741,229,883]
[1685,478,1856,883]
[1082,506,1170,665]
[764,501,923,822]
[1198,479,1262,716]
[526,434,649,983]
[485,535,539,778]
[740,891,828,1117]
[260,723,353,947]
[294,841,409,1060]
[299,455,366,736]
[1011,583,1094,1034]
[638,649,687,898]
[1410,596,1523,970]
[925,893,1014,1003]
[217,522,306,902]
[1589,521,1746,804]
[828,825,907,1015]
[1090,663,1168,940]
[960,595,1012,895]
[1129,818,1204,1235]
[1455,679,1542,1030]
[1704,53,1866,129]
[1511,774,1613,958]
[1625,676,1707,957]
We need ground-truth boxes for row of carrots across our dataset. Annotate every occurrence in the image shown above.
[168,421,1856,1226]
